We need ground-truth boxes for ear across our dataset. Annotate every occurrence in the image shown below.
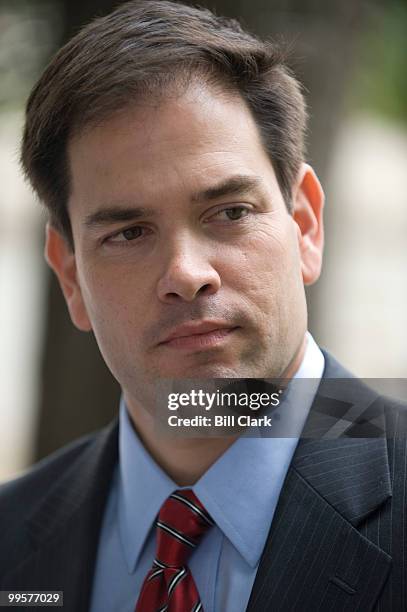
[292,163,324,285]
[44,224,92,332]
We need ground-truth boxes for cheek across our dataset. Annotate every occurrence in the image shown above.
[77,264,141,341]
[78,273,147,381]
[221,220,300,299]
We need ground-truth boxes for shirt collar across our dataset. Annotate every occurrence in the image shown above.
[118,332,324,571]
[118,403,176,573]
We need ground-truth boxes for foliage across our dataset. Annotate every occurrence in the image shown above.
[351,0,407,123]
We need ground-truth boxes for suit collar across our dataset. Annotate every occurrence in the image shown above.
[293,350,391,526]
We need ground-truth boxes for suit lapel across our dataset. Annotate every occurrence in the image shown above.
[247,353,393,612]
[246,464,392,612]
[2,418,119,612]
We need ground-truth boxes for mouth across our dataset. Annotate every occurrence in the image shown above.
[158,322,240,350]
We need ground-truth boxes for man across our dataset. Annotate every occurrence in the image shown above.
[0,2,405,611]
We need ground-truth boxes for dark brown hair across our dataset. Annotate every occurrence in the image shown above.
[21,0,307,249]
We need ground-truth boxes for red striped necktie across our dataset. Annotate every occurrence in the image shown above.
[135,489,214,612]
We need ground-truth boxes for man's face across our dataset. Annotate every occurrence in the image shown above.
[47,83,323,408]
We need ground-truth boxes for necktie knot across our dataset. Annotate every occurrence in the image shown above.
[155,489,214,569]
[135,489,214,611]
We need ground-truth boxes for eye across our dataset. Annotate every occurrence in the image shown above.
[106,226,145,244]
[212,206,250,221]
[121,227,143,241]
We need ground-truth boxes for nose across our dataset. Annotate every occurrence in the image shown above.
[156,235,221,303]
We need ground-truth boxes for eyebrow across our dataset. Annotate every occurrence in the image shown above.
[84,174,264,228]
[84,206,154,228]
[191,174,264,203]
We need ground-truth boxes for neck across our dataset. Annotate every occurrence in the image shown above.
[282,333,308,379]
[124,395,238,485]
[125,333,308,486]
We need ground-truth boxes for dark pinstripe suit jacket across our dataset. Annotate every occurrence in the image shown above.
[1,352,406,612]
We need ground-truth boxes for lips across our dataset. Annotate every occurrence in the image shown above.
[158,321,238,346]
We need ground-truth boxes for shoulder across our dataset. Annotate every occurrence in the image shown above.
[0,419,119,576]
[321,349,407,414]
[381,396,407,447]
[0,422,117,522]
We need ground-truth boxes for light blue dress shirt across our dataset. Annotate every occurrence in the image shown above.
[90,333,324,612]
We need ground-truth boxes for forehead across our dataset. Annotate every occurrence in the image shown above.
[67,83,277,208]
